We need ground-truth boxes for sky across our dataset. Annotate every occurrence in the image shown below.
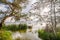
[0,4,7,12]
[7,0,14,3]
[22,0,37,13]
[0,0,37,12]
[0,0,14,12]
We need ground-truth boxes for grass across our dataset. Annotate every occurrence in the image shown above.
[0,30,12,40]
[38,29,60,40]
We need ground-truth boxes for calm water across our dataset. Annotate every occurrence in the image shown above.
[12,29,42,40]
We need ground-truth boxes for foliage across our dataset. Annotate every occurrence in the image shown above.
[0,30,12,40]
[2,24,27,32]
[2,24,18,31]
[38,30,60,40]
[18,24,27,30]
[15,37,21,40]
[56,32,60,40]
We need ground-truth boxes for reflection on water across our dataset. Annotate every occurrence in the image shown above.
[12,29,42,40]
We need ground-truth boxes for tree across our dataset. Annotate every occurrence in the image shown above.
[0,0,27,29]
[28,0,60,32]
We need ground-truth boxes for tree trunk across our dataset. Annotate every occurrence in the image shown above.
[0,22,2,29]
[0,16,7,29]
[0,2,17,29]
[0,15,13,29]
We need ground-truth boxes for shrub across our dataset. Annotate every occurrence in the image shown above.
[38,30,60,40]
[18,24,27,30]
[0,30,12,40]
[2,24,18,31]
[7,25,18,31]
[2,24,7,30]
[2,24,27,32]
[18,24,27,32]
[38,30,50,40]
[56,32,60,40]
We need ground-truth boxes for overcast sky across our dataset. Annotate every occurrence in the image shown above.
[22,0,37,13]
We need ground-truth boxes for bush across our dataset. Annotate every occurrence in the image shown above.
[38,30,60,40]
[2,24,18,31]
[18,24,27,32]
[7,25,18,31]
[38,30,50,40]
[2,24,7,30]
[0,30,12,40]
[2,24,27,32]
[56,32,60,40]
[18,24,27,30]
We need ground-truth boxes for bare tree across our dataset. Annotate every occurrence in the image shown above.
[0,0,27,29]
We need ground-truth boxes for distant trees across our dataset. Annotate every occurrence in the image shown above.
[29,0,60,32]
